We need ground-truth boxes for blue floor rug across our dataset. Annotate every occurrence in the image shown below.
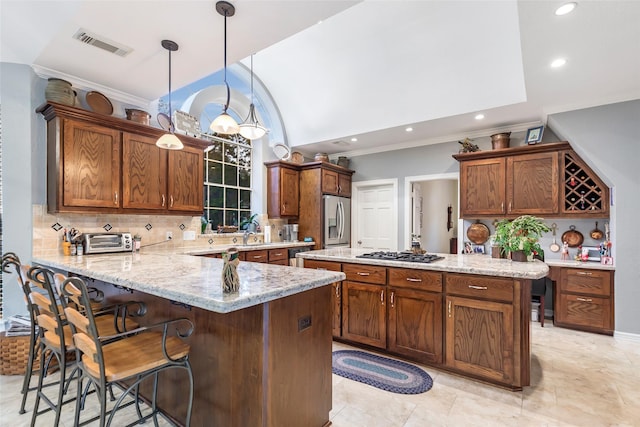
[332,350,433,394]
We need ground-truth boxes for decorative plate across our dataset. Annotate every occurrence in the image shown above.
[85,91,113,115]
[157,113,172,131]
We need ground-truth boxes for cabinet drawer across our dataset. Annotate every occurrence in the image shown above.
[557,293,612,330]
[388,268,442,292]
[561,269,611,297]
[268,248,288,262]
[446,274,513,303]
[245,250,268,263]
[343,263,387,285]
[303,260,341,272]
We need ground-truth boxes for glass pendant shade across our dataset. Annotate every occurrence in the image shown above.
[239,104,267,139]
[210,111,240,134]
[156,133,184,150]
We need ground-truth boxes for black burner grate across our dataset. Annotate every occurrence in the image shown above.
[356,251,444,263]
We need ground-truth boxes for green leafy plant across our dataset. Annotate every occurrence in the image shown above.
[492,215,550,259]
[240,213,259,231]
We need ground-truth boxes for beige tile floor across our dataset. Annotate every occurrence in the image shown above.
[1,322,639,426]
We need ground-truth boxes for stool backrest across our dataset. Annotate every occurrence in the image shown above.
[28,267,68,352]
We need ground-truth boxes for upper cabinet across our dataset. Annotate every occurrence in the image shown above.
[265,160,300,218]
[454,142,608,219]
[39,102,205,215]
[321,167,352,197]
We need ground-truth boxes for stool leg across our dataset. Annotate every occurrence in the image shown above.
[540,295,545,327]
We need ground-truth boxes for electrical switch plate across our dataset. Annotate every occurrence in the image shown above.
[183,231,196,241]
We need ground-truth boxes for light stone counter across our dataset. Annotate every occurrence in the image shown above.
[545,259,615,270]
[33,250,344,313]
[184,241,314,256]
[297,248,549,279]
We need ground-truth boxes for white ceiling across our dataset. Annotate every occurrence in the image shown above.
[2,0,639,156]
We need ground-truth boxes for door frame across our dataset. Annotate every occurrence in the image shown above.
[352,179,398,251]
[403,173,460,252]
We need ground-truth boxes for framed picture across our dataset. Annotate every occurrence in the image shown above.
[472,244,485,254]
[525,125,544,145]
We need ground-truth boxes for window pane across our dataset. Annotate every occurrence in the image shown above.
[239,167,250,188]
[239,210,252,227]
[205,141,223,161]
[225,188,238,209]
[238,146,251,168]
[224,164,238,186]
[206,161,223,184]
[224,143,237,164]
[240,189,251,209]
[208,186,223,208]
[225,210,238,227]
[206,209,224,229]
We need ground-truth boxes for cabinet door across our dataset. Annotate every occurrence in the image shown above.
[321,169,339,195]
[167,146,203,213]
[342,281,386,348]
[62,119,121,208]
[304,260,342,337]
[122,132,167,210]
[445,296,514,383]
[388,288,442,363]
[337,173,351,197]
[459,158,506,217]
[556,293,612,331]
[506,152,558,215]
[280,167,300,216]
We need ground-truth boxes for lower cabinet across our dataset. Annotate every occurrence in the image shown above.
[552,267,614,335]
[342,281,387,348]
[303,259,343,337]
[444,295,514,384]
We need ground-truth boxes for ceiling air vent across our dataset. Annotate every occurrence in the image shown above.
[72,28,133,57]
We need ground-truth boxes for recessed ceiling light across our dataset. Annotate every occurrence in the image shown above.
[555,2,577,16]
[405,127,413,132]
[475,114,485,120]
[350,137,358,142]
[551,58,567,68]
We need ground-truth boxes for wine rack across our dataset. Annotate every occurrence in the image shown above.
[563,151,608,214]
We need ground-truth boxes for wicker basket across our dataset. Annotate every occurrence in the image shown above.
[0,332,33,375]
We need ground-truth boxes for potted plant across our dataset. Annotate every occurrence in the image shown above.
[240,213,259,232]
[492,215,550,262]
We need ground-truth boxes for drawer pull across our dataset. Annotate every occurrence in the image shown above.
[170,195,174,208]
[390,291,395,308]
[253,256,263,259]
[468,285,488,290]
[274,252,283,256]
[161,194,166,207]
[380,290,384,304]
[448,300,452,317]
[335,283,340,298]
[577,297,593,302]
[114,192,118,205]
[406,278,422,282]
[357,272,371,276]
[577,271,593,276]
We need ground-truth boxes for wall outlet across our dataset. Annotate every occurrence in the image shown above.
[183,230,196,241]
[166,231,173,240]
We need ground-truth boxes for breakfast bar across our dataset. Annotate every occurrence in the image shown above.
[33,251,345,427]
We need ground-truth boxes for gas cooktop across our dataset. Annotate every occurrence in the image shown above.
[356,251,444,263]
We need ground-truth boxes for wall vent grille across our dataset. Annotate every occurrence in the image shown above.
[72,28,132,57]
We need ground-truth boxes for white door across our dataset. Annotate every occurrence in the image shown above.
[352,180,397,251]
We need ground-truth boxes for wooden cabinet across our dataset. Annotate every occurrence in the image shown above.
[39,102,206,215]
[388,268,443,363]
[244,250,269,263]
[454,141,608,219]
[321,168,352,197]
[265,161,299,218]
[444,273,529,388]
[341,263,387,348]
[553,267,614,335]
[459,157,506,216]
[58,119,121,209]
[303,259,343,337]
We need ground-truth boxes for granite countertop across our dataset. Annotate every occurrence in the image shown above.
[32,250,344,314]
[297,248,549,279]
[185,241,314,256]
[545,259,615,270]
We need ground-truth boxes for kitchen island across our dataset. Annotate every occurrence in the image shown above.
[33,250,345,427]
[297,248,548,390]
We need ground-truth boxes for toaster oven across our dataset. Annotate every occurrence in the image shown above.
[83,233,132,254]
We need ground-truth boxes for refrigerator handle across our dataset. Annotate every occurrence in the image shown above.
[339,201,345,239]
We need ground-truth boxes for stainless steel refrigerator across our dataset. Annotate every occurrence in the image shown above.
[323,195,351,248]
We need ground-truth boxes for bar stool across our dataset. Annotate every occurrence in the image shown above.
[532,251,549,326]
[60,276,194,427]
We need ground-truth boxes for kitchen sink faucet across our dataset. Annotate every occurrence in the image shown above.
[243,231,255,246]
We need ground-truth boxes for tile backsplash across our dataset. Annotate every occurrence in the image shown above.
[32,205,290,253]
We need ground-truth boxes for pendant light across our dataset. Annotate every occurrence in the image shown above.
[156,39,184,150]
[210,1,239,135]
[239,55,267,140]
